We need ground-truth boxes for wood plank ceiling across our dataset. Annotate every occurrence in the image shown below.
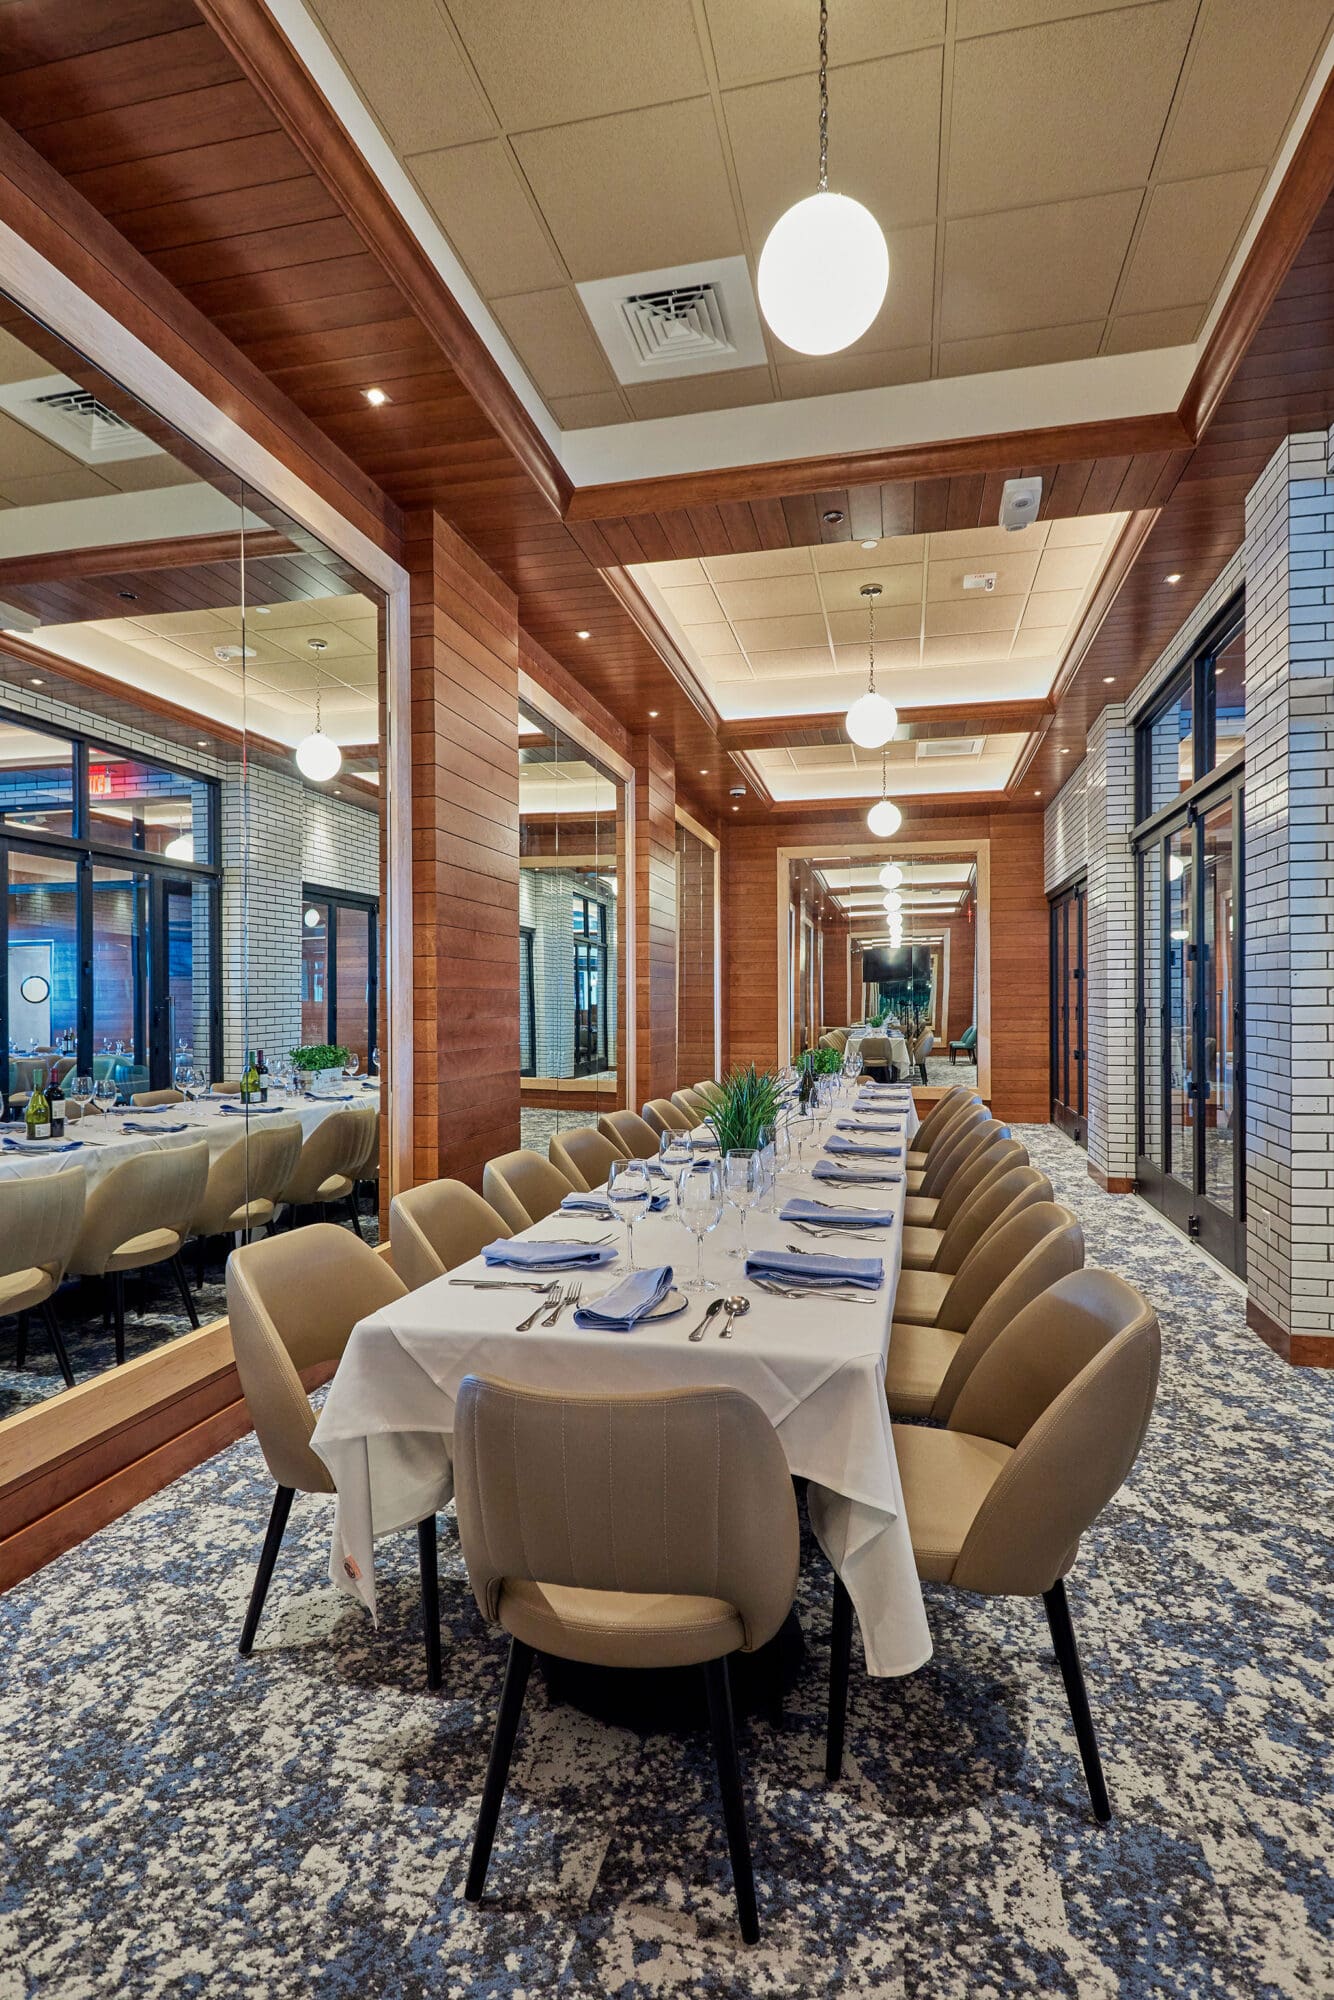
[2,1,1334,824]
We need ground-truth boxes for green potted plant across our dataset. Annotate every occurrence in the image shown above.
[290,1043,351,1098]
[803,1046,843,1077]
[705,1062,781,1153]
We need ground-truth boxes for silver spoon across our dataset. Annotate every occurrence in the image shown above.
[688,1297,726,1342]
[719,1294,750,1339]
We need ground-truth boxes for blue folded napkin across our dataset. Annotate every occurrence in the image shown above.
[482,1238,617,1270]
[813,1158,903,1186]
[573,1265,674,1330]
[1,1136,83,1153]
[781,1196,895,1228]
[824,1134,902,1159]
[120,1120,188,1134]
[218,1100,287,1115]
[857,1088,911,1103]
[836,1116,904,1131]
[745,1248,882,1290]
[561,1190,670,1215]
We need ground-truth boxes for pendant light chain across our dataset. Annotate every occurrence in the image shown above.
[817,0,829,190]
[867,586,876,695]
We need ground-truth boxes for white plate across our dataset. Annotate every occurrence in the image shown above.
[582,1285,689,1324]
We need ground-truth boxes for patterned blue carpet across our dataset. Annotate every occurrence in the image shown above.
[2,1128,1331,1998]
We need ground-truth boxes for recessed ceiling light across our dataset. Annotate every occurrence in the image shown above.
[1060,746,1069,755]
[1165,572,1182,584]
[364,386,390,406]
[1033,788,1041,796]
[118,589,138,602]
[197,739,209,748]
[732,804,739,811]
[860,539,877,550]
[576,629,590,639]
[699,768,708,775]
[30,677,43,687]
[648,709,659,717]
[252,605,271,615]
[1103,675,1115,684]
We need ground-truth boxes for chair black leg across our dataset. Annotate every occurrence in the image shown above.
[170,1253,200,1329]
[703,1655,759,1945]
[1043,1579,1111,1823]
[466,1636,535,1903]
[111,1271,126,1365]
[344,1193,366,1242]
[239,1484,295,1655]
[39,1300,75,1390]
[417,1515,442,1691]
[826,1573,854,1782]
[195,1236,208,1289]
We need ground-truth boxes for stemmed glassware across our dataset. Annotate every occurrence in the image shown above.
[93,1078,118,1121]
[658,1127,693,1188]
[789,1100,814,1167]
[677,1157,723,1292]
[722,1148,761,1258]
[811,1075,836,1152]
[69,1075,94,1127]
[345,1050,360,1079]
[606,1156,653,1272]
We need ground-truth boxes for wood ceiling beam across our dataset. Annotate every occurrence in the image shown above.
[717,702,1054,754]
[0,529,295,588]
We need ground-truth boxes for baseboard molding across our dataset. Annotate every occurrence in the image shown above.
[1246,1298,1334,1368]
[1088,1163,1136,1193]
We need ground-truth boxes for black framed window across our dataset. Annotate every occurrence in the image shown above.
[1049,877,1087,1145]
[572,893,608,1076]
[519,926,536,1077]
[301,884,378,1069]
[1136,596,1245,821]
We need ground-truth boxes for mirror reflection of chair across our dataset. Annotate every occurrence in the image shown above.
[597,1109,659,1160]
[131,1088,185,1107]
[482,1150,573,1232]
[641,1097,691,1137]
[912,1030,936,1084]
[190,1121,305,1282]
[0,1169,85,1389]
[548,1127,623,1193]
[949,1024,978,1065]
[226,1223,443,1689]
[455,1375,800,1943]
[390,1180,509,1289]
[351,1105,380,1220]
[279,1109,371,1237]
[67,1143,209,1363]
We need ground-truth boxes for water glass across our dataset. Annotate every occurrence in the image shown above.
[789,1101,814,1165]
[606,1156,653,1271]
[345,1050,360,1078]
[659,1127,693,1187]
[722,1148,761,1258]
[94,1078,119,1119]
[70,1074,94,1125]
[677,1157,723,1292]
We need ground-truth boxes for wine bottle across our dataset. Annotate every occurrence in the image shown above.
[241,1049,261,1104]
[255,1047,269,1104]
[47,1069,65,1137]
[26,1068,51,1141]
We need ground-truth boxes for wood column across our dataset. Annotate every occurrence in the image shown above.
[632,735,678,1106]
[676,822,716,1086]
[407,511,520,1188]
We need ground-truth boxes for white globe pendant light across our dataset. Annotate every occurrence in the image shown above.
[844,583,898,748]
[757,4,889,355]
[868,795,902,839]
[882,889,902,915]
[878,862,904,890]
[294,674,342,783]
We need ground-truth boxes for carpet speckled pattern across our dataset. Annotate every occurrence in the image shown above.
[3,1127,1332,1999]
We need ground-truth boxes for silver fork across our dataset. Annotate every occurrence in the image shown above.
[750,1276,878,1304]
[514,1283,559,1331]
[788,1222,887,1242]
[541,1281,580,1327]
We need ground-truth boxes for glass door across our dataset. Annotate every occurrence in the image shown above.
[1049,878,1087,1144]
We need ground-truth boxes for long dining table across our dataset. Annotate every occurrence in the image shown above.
[312,1089,934,1680]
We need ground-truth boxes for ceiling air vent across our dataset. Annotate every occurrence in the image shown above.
[577,257,767,386]
[0,375,165,466]
[916,737,985,762]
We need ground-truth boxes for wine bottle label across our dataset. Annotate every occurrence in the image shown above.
[29,1121,50,1140]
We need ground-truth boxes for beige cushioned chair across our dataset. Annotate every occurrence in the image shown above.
[67,1142,208,1363]
[911,1029,935,1082]
[858,1033,890,1078]
[900,1165,1051,1274]
[831,1271,1160,1816]
[892,1197,1081,1331]
[131,1087,185,1107]
[0,1169,85,1388]
[672,1088,710,1124]
[693,1080,725,1108]
[906,1087,976,1161]
[904,1135,1027,1235]
[390,1179,510,1289]
[482,1148,573,1232]
[190,1121,304,1277]
[454,1375,800,1943]
[226,1223,443,1687]
[548,1126,623,1194]
[885,1202,1085,1423]
[279,1107,371,1237]
[597,1108,659,1160]
[642,1097,692,1137]
[906,1103,994,1195]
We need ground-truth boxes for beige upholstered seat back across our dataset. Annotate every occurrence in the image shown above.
[131,1088,184,1107]
[858,1034,889,1067]
[915,1089,980,1157]
[914,1031,935,1065]
[931,1138,1028,1231]
[642,1097,691,1136]
[945,1270,1160,1596]
[693,1081,725,1107]
[281,1109,371,1208]
[69,1142,209,1275]
[0,1168,85,1288]
[934,1195,1082,1337]
[482,1149,572,1232]
[350,1105,380,1177]
[920,1112,1006,1197]
[936,1166,1052,1273]
[672,1088,709,1123]
[548,1127,623,1193]
[454,1376,800,1655]
[598,1109,659,1160]
[192,1121,304,1238]
[390,1178,509,1288]
[227,1223,408,1492]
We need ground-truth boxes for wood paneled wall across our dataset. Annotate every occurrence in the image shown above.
[942,911,977,1048]
[407,510,520,1187]
[987,810,1050,1124]
[632,736,677,1105]
[676,822,716,1087]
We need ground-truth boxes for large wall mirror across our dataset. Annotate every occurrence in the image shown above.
[780,843,990,1100]
[0,290,390,1429]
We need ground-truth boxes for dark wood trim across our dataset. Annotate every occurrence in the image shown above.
[1180,72,1334,440]
[0,529,295,588]
[1088,1163,1136,1194]
[1243,1297,1333,1366]
[600,566,727,735]
[194,0,570,523]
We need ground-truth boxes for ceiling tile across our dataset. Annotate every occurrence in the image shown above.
[624,367,774,420]
[936,322,1103,378]
[1032,544,1100,591]
[779,344,933,399]
[815,535,927,570]
[927,524,1049,559]
[1158,0,1334,180]
[408,140,565,296]
[512,99,741,280]
[706,654,755,680]
[832,639,922,670]
[713,574,823,619]
[489,287,617,397]
[1020,587,1084,628]
[941,191,1142,340]
[1116,168,1264,314]
[744,647,840,677]
[101,457,200,493]
[725,46,942,244]
[1009,626,1064,656]
[920,633,1019,664]
[0,409,79,478]
[547,389,632,427]
[818,564,924,612]
[947,3,1195,214]
[956,0,1168,32]
[311,0,495,150]
[924,596,1023,637]
[1045,512,1126,548]
[0,469,112,506]
[732,613,830,650]
[444,0,709,128]
[926,551,1041,599]
[1103,303,1203,352]
[702,0,945,89]
[704,548,815,580]
[661,583,726,624]
[691,623,747,656]
[827,604,922,644]
[650,558,709,587]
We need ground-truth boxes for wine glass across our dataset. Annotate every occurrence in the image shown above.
[370,1047,379,1077]
[758,1131,781,1213]
[658,1127,693,1188]
[68,1075,94,1126]
[94,1078,118,1121]
[606,1156,652,1272]
[789,1101,814,1166]
[723,1148,761,1256]
[345,1050,360,1079]
[677,1158,723,1293]
[812,1075,836,1148]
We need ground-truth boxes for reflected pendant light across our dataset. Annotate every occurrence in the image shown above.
[878,862,904,890]
[757,1,889,354]
[294,665,342,783]
[882,889,902,916]
[844,583,898,749]
[867,735,902,837]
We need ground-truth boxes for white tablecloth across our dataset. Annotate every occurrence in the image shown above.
[0,1084,381,1190]
[312,1088,933,1678]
